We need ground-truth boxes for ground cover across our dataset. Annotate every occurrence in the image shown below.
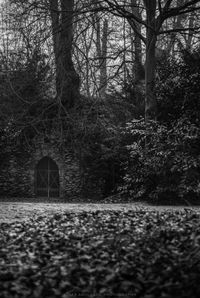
[0,209,200,297]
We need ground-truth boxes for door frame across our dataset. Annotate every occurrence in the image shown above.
[35,156,59,198]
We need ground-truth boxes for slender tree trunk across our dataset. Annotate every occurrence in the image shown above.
[50,0,80,109]
[50,0,60,72]
[95,15,108,98]
[144,0,157,121]
[131,0,143,83]
[99,18,108,98]
[186,10,195,49]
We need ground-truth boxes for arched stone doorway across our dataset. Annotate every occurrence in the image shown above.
[35,156,59,197]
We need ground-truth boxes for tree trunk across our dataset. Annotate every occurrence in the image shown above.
[95,15,108,98]
[99,18,108,98]
[144,0,157,121]
[50,0,80,109]
[131,0,143,83]
[145,34,157,120]
[186,10,195,50]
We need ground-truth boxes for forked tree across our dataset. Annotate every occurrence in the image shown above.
[83,0,200,120]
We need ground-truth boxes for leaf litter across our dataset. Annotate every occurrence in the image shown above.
[0,209,200,297]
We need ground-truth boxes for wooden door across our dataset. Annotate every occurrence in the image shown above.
[35,157,59,197]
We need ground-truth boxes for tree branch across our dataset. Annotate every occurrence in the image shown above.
[159,26,200,35]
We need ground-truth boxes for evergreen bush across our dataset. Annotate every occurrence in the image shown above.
[119,118,200,203]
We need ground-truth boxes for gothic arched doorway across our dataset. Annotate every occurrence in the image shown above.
[35,157,59,197]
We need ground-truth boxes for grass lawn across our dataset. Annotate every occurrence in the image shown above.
[1,208,200,297]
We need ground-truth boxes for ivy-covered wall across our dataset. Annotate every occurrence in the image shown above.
[0,153,32,197]
[0,137,82,198]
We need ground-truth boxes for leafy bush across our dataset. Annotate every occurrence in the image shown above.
[156,48,200,124]
[119,118,200,202]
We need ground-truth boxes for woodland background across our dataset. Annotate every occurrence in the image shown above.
[0,0,200,202]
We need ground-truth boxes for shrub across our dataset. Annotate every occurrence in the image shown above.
[119,118,200,203]
[156,48,200,124]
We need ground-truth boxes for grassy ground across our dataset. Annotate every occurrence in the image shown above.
[1,208,200,297]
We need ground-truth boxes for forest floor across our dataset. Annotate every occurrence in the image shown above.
[1,205,200,297]
[0,201,200,223]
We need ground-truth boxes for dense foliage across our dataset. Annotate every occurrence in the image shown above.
[1,209,200,297]
[156,49,200,124]
[119,118,200,203]
[117,49,200,203]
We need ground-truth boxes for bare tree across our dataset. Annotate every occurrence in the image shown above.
[2,0,200,121]
[82,0,200,120]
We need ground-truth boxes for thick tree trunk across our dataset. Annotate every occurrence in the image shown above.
[144,0,157,121]
[134,32,143,83]
[145,33,157,120]
[50,0,80,109]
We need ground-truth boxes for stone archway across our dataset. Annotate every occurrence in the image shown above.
[35,156,59,197]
